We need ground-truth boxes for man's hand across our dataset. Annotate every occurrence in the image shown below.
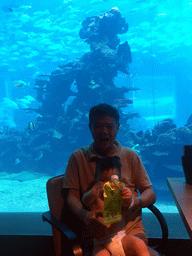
[67,189,109,240]
[84,210,109,240]
[121,188,141,216]
[120,187,132,208]
[127,195,141,213]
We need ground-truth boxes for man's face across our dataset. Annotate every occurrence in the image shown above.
[89,115,120,155]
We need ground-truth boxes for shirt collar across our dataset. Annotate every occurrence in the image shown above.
[88,140,121,161]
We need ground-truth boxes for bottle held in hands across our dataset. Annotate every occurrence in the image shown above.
[103,175,125,225]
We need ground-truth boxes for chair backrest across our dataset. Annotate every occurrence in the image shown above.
[46,175,66,256]
[46,174,65,220]
[46,174,86,256]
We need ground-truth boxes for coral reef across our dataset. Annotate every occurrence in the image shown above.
[35,7,134,148]
[0,8,191,180]
[132,119,192,194]
[0,8,135,175]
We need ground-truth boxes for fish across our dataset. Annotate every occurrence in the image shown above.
[0,0,189,83]
[28,122,36,131]
[115,98,133,102]
[15,83,24,88]
[0,127,6,133]
[32,71,50,80]
[53,130,63,139]
[153,151,170,157]
[70,81,78,93]
[18,14,31,23]
[34,10,50,17]
[14,80,30,88]
[114,98,133,108]
[27,63,36,68]
[35,151,43,161]
[2,98,19,110]
[91,80,96,85]
[24,95,35,102]
[126,87,140,91]
[131,144,140,153]
[62,96,76,114]
[126,113,141,119]
[129,8,140,14]
[1,6,13,12]
[164,164,183,173]
[18,98,32,105]
[15,158,21,165]
[18,5,32,10]
[24,108,39,114]
[89,83,101,89]
[16,96,35,107]
[148,4,159,12]
[114,102,131,108]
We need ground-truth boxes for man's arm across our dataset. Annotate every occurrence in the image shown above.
[67,189,92,226]
[139,186,156,208]
[129,186,156,212]
[67,188,109,240]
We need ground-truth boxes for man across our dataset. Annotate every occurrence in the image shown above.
[63,103,159,255]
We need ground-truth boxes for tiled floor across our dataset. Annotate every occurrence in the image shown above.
[0,235,192,256]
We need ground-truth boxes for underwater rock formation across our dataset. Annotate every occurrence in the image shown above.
[137,119,192,151]
[4,8,192,177]
[79,7,129,49]
[152,119,177,139]
[0,8,135,174]
[35,7,133,148]
[118,116,192,182]
[185,114,192,126]
[135,118,192,185]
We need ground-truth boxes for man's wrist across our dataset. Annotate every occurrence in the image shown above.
[81,208,91,225]
[138,196,142,208]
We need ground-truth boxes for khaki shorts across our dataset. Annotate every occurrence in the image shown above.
[125,218,148,245]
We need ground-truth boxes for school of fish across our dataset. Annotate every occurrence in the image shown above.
[0,0,191,129]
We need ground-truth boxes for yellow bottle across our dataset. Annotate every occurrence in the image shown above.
[103,175,125,225]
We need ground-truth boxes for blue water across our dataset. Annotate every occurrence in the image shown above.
[0,0,192,212]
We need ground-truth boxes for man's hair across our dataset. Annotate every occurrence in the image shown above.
[89,103,120,124]
[95,156,122,180]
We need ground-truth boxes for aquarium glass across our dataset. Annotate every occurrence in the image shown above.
[0,0,192,213]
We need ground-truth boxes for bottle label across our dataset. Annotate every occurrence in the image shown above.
[103,180,125,225]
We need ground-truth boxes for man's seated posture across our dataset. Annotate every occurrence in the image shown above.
[63,103,159,256]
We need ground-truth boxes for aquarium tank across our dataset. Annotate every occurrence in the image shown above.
[0,0,192,213]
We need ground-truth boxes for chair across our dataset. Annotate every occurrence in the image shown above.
[42,175,168,256]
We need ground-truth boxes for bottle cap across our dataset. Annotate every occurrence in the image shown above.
[111,175,119,181]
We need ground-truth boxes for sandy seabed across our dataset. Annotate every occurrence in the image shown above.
[0,171,178,213]
[0,171,51,212]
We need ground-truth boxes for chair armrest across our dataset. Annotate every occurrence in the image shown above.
[147,204,169,250]
[42,211,77,241]
[42,211,84,256]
